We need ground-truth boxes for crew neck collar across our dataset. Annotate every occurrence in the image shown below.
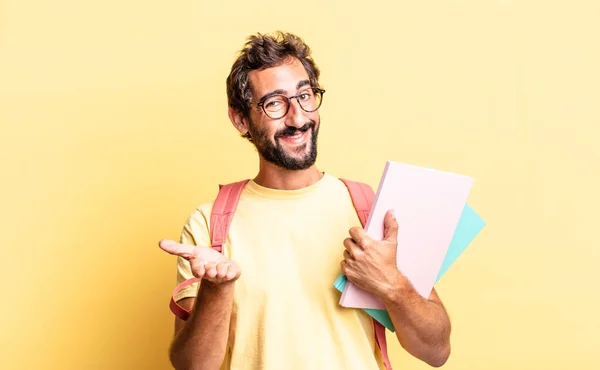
[245,172,331,199]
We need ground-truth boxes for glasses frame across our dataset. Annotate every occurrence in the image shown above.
[255,88,326,119]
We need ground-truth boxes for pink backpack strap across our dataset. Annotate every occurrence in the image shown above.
[339,179,375,223]
[169,180,250,321]
[210,180,250,252]
[169,277,200,321]
[374,323,391,370]
[340,178,393,370]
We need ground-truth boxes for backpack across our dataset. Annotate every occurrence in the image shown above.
[168,178,392,370]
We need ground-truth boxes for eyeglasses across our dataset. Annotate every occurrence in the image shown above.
[254,88,325,119]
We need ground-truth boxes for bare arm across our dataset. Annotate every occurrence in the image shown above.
[341,210,451,367]
[381,282,451,367]
[159,240,241,370]
[170,282,235,370]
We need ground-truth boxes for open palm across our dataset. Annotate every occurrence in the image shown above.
[159,239,241,284]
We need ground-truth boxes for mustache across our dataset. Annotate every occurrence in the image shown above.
[275,121,316,138]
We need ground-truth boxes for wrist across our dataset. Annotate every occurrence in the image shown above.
[200,280,236,295]
[381,270,411,303]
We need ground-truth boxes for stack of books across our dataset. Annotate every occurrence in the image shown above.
[334,161,486,331]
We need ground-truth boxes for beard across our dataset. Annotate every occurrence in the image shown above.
[247,118,319,171]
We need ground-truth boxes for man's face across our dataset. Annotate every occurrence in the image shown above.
[246,58,320,171]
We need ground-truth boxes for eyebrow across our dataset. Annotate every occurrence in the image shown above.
[258,79,311,103]
[296,79,310,90]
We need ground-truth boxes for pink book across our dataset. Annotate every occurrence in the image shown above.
[339,161,474,309]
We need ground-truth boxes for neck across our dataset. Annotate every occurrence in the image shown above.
[253,159,324,190]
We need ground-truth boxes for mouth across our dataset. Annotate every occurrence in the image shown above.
[278,128,310,146]
[276,121,315,145]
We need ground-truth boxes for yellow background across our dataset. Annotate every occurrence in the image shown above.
[1,1,599,369]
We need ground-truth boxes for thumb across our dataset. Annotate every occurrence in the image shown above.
[158,239,196,260]
[383,209,398,243]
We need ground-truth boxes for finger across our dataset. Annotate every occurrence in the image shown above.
[216,262,230,279]
[158,239,196,259]
[348,227,371,249]
[343,249,353,261]
[204,262,218,278]
[343,237,359,253]
[340,259,348,273]
[192,263,206,278]
[226,265,240,280]
[190,259,206,277]
[344,235,366,252]
[383,209,399,242]
[340,259,353,278]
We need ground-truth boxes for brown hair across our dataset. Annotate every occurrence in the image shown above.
[226,31,321,118]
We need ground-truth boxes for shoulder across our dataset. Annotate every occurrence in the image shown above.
[179,200,215,246]
[185,203,210,222]
[179,178,250,244]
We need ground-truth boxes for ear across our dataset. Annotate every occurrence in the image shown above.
[228,106,250,136]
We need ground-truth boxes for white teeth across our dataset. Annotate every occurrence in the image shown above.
[282,131,304,142]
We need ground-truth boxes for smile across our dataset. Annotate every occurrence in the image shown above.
[279,129,310,145]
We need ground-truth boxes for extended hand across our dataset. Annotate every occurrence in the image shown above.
[159,239,241,284]
[341,210,402,297]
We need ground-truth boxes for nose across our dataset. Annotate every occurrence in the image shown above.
[284,97,306,128]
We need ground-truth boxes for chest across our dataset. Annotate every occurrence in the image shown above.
[224,198,360,296]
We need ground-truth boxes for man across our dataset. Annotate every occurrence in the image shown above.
[159,31,451,370]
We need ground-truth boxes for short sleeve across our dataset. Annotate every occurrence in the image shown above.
[173,206,212,302]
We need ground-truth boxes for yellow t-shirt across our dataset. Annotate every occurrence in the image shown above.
[174,173,385,370]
